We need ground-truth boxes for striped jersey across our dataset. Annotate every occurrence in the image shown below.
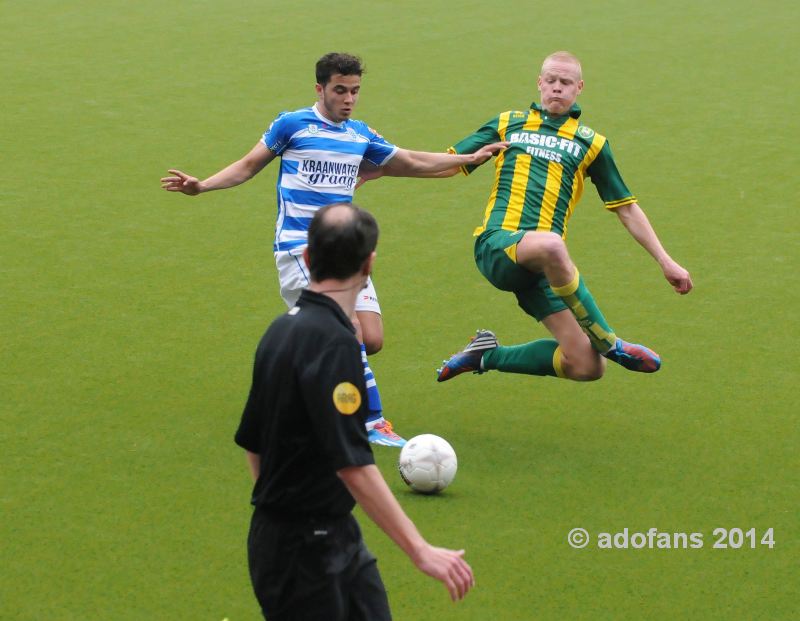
[263,104,398,254]
[451,103,636,239]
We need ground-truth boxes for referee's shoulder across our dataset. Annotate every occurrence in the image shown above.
[289,305,355,338]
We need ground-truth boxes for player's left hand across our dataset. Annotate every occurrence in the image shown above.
[662,259,693,294]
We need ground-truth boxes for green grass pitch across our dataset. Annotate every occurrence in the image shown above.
[2,0,798,619]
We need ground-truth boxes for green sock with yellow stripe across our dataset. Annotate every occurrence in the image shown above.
[482,339,565,378]
[550,270,617,353]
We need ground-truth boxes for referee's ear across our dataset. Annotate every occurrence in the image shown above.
[303,247,311,271]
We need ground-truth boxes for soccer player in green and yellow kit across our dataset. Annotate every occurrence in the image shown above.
[432,51,693,382]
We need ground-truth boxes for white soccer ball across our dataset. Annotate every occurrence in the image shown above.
[398,434,457,494]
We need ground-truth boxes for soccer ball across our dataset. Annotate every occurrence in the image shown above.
[398,434,457,494]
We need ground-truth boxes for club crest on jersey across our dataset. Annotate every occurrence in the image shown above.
[577,126,595,139]
[346,127,358,140]
[308,123,319,134]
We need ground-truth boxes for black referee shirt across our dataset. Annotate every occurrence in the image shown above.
[234,289,375,519]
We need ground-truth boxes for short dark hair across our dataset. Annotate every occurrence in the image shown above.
[315,52,364,85]
[307,204,378,282]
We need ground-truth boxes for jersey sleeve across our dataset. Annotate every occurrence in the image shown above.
[586,140,637,209]
[362,125,398,166]
[299,338,374,471]
[449,116,502,175]
[261,111,293,156]
[234,348,269,454]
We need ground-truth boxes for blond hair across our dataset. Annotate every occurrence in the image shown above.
[541,51,582,80]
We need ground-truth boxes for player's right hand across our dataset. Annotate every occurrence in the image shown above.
[413,544,475,601]
[161,169,202,195]
[661,259,693,295]
[355,161,384,189]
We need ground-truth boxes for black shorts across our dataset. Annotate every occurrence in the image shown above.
[247,509,391,621]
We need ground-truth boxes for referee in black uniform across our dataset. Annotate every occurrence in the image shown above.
[235,203,474,620]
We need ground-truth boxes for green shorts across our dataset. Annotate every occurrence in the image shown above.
[473,228,567,321]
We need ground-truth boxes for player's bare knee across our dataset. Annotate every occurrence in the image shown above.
[355,311,383,355]
[518,231,568,269]
[363,335,383,355]
[529,234,571,279]
[539,232,568,262]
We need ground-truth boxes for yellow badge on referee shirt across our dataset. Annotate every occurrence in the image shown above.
[333,382,361,415]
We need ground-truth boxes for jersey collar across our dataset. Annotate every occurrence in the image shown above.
[530,101,582,120]
[312,103,346,127]
[298,289,356,333]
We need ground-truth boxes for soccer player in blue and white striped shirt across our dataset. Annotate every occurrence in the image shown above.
[162,53,506,446]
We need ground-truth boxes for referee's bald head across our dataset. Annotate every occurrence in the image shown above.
[307,203,379,282]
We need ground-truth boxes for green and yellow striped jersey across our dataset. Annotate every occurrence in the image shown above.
[451,103,636,239]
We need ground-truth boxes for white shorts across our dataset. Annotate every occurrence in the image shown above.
[274,251,381,314]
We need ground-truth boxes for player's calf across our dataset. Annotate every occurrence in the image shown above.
[560,350,606,381]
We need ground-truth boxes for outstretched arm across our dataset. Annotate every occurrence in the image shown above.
[615,203,693,294]
[356,159,459,187]
[161,142,276,195]
[379,142,507,178]
[338,464,474,602]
